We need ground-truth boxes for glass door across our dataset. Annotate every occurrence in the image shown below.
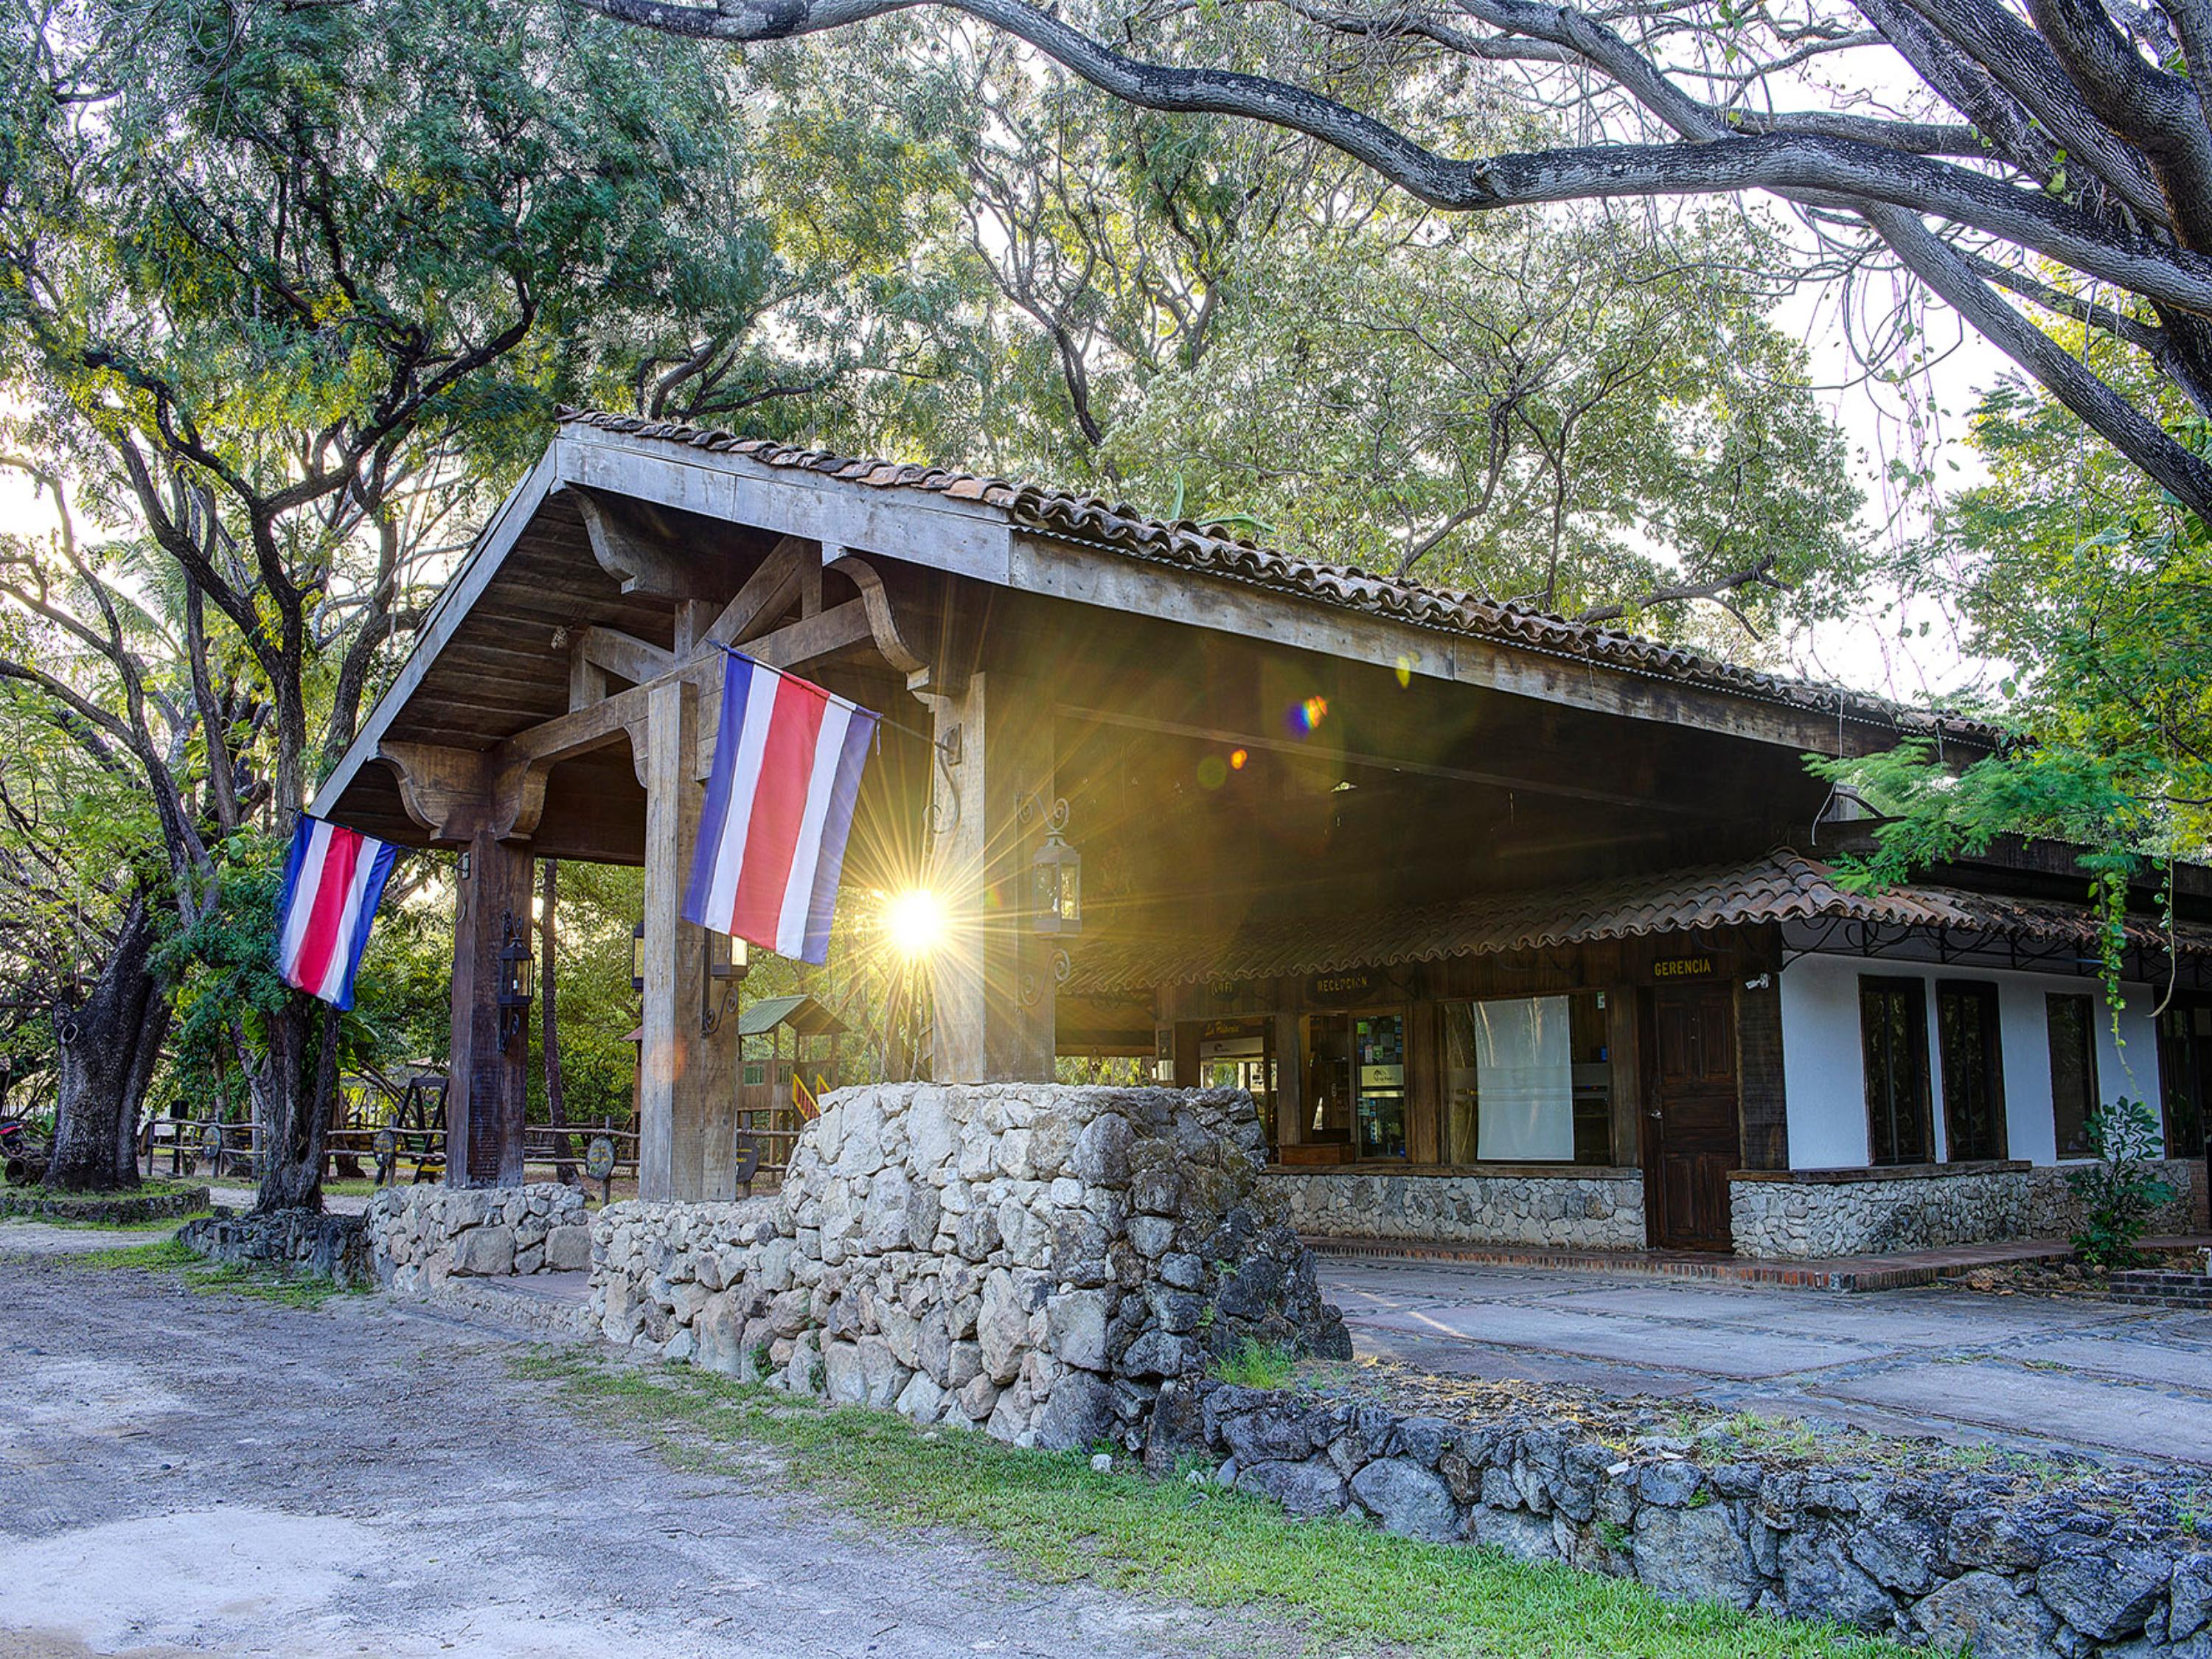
[1354,1011,1408,1159]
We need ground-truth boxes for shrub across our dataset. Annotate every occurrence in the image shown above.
[2066,1097,2176,1268]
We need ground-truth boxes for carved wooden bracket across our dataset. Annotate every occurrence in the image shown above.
[380,740,552,844]
[571,486,733,600]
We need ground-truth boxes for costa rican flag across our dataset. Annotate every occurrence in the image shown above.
[274,817,402,1009]
[684,651,879,964]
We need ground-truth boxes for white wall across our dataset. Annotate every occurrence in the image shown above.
[1776,953,2160,1171]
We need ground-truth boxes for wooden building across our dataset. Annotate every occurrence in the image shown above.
[313,412,2212,1256]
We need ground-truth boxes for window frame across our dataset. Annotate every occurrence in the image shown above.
[1935,979,2008,1163]
[1441,990,1614,1167]
[1859,975,1933,1167]
[2045,991,2101,1159]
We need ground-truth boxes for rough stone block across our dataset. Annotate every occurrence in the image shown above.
[451,1224,515,1277]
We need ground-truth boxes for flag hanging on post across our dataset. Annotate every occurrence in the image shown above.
[274,816,403,1009]
[684,650,880,965]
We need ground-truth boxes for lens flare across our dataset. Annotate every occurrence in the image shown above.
[1285,695,1329,735]
[883,888,949,960]
[1228,748,1248,771]
[1197,755,1228,790]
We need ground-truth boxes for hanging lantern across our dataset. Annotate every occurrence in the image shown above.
[1031,821,1082,936]
[497,912,535,1048]
[630,919,647,995]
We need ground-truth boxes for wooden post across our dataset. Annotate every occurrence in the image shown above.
[1273,1009,1305,1150]
[928,669,1057,1083]
[636,679,743,1201]
[446,830,531,1187]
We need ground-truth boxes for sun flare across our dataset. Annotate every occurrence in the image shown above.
[882,887,950,961]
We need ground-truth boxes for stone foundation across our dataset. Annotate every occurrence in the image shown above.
[2028,1161,2199,1239]
[1,1184,209,1224]
[590,1084,1349,1448]
[1152,1379,2212,1655]
[178,1208,372,1284]
[1266,1167,1646,1251]
[1732,1162,2202,1261]
[365,1182,592,1291]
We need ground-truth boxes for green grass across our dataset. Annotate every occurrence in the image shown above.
[1208,1338,1304,1389]
[72,1236,359,1309]
[515,1351,1907,1659]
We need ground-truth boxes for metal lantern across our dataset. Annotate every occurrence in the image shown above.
[630,919,647,995]
[497,911,535,1048]
[700,928,750,1036]
[1031,821,1082,936]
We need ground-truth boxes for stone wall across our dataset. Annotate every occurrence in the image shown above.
[1733,1162,2202,1261]
[1152,1379,2212,1657]
[179,1209,372,1284]
[2028,1161,2199,1240]
[1267,1167,1646,1251]
[590,1084,1349,1449]
[366,1182,592,1292]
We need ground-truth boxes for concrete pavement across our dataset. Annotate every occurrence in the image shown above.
[1320,1256,2212,1467]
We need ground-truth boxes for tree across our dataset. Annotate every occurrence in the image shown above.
[0,0,852,1205]
[1815,362,2212,970]
[575,0,2212,525]
[1100,212,1862,630]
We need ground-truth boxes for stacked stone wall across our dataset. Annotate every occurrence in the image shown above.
[589,1084,1349,1449]
[366,1182,591,1291]
[1152,1379,2212,1657]
[1267,1168,1645,1251]
[2026,1161,2199,1240]
[1732,1162,2201,1261]
[178,1209,372,1284]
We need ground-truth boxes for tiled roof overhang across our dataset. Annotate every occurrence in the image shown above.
[1061,852,2212,995]
[558,411,2000,751]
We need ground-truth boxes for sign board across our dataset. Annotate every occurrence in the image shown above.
[1306,967,1389,1005]
[1652,955,1717,980]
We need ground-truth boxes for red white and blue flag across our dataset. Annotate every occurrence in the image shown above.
[275,816,402,1009]
[684,651,878,964]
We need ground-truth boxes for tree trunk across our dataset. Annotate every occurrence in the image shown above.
[44,891,167,1193]
[540,860,577,1183]
[249,995,337,1212]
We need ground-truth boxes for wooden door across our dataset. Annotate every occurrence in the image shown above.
[1644,984,1742,1252]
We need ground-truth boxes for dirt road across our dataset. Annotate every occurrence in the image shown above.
[0,1234,1280,1659]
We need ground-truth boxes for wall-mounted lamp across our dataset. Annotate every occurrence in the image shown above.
[496,912,535,1049]
[630,919,646,995]
[1020,795,1081,937]
[701,928,749,1036]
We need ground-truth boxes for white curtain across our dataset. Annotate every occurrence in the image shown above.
[1472,995,1575,1161]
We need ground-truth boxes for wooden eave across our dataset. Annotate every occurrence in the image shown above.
[315,421,1986,848]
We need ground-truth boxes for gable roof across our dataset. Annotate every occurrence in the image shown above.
[560,410,2000,751]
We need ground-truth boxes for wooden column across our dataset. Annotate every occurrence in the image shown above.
[447,831,532,1188]
[929,669,1057,1083]
[1273,1009,1305,1149]
[636,680,745,1200]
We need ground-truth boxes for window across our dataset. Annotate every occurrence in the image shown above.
[2045,992,2099,1157]
[2157,1001,2210,1159]
[1301,1010,1405,1158]
[1443,992,1613,1165]
[1860,977,1932,1166]
[1936,981,2006,1162]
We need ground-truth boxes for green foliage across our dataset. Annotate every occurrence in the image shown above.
[1815,369,2212,989]
[2065,1097,2178,1268]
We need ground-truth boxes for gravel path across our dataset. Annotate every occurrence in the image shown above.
[0,1244,1291,1659]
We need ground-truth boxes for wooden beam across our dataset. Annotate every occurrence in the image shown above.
[703,536,813,650]
[578,625,674,687]
[1059,703,1711,816]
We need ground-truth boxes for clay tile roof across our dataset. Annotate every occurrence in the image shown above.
[556,409,2000,748]
[1061,851,2212,995]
